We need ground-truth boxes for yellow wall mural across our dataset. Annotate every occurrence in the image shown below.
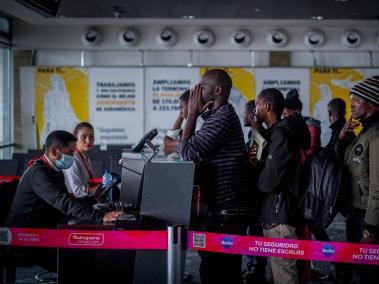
[310,68,364,118]
[35,67,88,148]
[310,68,365,143]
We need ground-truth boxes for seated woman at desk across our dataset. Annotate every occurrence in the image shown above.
[63,122,98,198]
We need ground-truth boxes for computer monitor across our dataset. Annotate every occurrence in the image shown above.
[131,128,158,153]
[119,152,146,208]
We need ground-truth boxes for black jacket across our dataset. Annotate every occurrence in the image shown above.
[6,159,103,228]
[258,115,310,225]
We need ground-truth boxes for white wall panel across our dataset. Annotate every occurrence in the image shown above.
[37,50,81,66]
[13,20,379,53]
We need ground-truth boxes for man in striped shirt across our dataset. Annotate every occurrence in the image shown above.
[180,69,251,284]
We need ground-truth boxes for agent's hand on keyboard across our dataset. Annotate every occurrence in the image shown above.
[102,211,124,223]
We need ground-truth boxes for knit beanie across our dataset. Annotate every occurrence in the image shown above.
[350,76,379,107]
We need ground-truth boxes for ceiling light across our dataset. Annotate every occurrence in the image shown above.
[311,16,324,20]
[340,30,362,48]
[81,29,102,47]
[230,29,251,47]
[266,30,289,48]
[182,15,195,19]
[334,0,349,2]
[303,30,326,48]
[193,29,215,48]
[156,28,177,47]
[113,6,124,18]
[118,29,140,47]
[254,8,261,12]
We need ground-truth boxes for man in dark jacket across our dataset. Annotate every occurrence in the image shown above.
[6,130,122,272]
[326,98,355,152]
[249,88,310,284]
[244,99,258,149]
[243,99,268,284]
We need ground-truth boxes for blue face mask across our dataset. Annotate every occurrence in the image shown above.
[55,153,75,170]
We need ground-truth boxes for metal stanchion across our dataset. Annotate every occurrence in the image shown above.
[167,225,183,284]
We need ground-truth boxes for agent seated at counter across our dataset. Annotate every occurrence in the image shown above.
[6,130,123,272]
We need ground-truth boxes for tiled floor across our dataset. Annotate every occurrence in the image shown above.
[13,214,361,283]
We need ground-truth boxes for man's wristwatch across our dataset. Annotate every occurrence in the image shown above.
[362,229,375,239]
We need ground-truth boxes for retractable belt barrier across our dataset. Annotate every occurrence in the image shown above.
[187,231,379,266]
[0,176,102,184]
[0,227,378,265]
[1,177,378,265]
[0,227,167,250]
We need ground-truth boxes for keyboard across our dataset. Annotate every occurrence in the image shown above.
[93,201,136,213]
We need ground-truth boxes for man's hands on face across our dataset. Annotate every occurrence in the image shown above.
[102,211,124,223]
[188,84,204,116]
[188,84,213,116]
[339,116,359,140]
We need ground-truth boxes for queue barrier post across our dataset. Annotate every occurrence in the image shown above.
[167,225,184,284]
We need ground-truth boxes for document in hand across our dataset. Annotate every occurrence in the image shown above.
[250,129,266,161]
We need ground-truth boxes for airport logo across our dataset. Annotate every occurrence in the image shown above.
[68,233,104,246]
[322,244,336,257]
[0,227,12,245]
[221,236,234,249]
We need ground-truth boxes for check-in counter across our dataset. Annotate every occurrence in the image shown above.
[58,150,195,284]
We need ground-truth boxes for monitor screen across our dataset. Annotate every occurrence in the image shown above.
[131,128,158,153]
[119,152,146,208]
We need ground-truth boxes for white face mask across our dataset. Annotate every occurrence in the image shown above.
[55,153,75,169]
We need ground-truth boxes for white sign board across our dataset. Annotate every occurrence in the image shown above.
[89,68,144,146]
[145,68,200,143]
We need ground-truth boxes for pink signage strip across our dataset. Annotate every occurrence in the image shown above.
[0,228,167,250]
[188,231,379,266]
[0,176,19,183]
[0,176,102,184]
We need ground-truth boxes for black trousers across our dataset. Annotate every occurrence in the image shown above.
[199,250,242,284]
[343,208,379,284]
[198,213,249,284]
[7,247,57,272]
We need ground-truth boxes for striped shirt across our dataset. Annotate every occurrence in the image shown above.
[180,103,249,212]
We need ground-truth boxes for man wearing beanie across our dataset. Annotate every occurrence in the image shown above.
[283,89,316,163]
[283,89,303,115]
[337,75,379,283]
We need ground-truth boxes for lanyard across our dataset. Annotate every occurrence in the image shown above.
[76,149,94,183]
[41,154,53,171]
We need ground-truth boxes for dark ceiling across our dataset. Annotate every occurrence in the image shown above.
[13,0,379,20]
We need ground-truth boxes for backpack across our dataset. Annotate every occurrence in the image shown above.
[298,147,342,230]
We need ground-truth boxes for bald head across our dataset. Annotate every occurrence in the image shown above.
[203,69,232,93]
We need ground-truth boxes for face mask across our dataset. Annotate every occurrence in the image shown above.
[55,153,75,169]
